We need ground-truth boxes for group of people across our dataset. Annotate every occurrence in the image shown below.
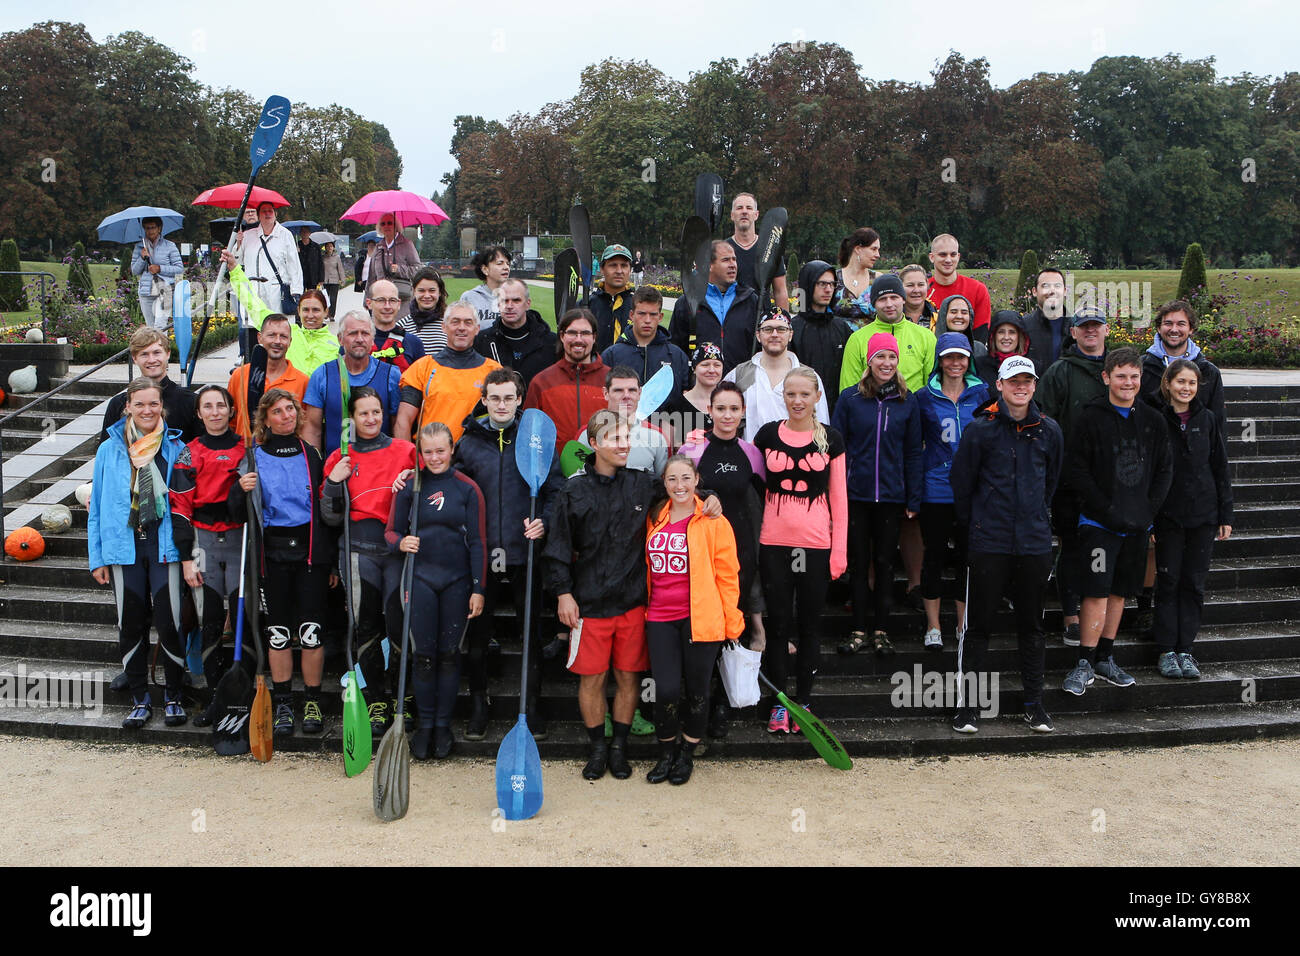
[94,196,1234,781]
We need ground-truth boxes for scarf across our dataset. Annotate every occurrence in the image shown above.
[126,417,167,530]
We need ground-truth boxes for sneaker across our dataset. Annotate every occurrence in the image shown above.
[1158,650,1183,679]
[368,699,389,737]
[302,699,324,734]
[1063,623,1080,646]
[163,697,187,727]
[923,627,943,650]
[630,712,656,736]
[790,707,802,735]
[1176,652,1201,680]
[122,695,152,730]
[273,700,295,737]
[1094,655,1137,687]
[767,705,790,734]
[1024,702,1054,733]
[1063,659,1095,696]
[951,708,978,734]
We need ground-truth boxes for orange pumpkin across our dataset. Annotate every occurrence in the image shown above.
[5,527,45,561]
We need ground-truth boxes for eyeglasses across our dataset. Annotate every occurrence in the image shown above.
[563,330,594,339]
[370,297,401,305]
[484,394,518,404]
[814,280,836,288]
[759,325,791,334]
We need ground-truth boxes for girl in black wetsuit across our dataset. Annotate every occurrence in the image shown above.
[388,422,488,759]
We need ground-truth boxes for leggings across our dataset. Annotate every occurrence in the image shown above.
[646,618,720,740]
[409,574,473,729]
[261,559,329,652]
[848,501,901,630]
[1154,521,1216,653]
[920,503,968,601]
[344,549,403,697]
[760,544,831,703]
[467,565,542,706]
[112,531,185,699]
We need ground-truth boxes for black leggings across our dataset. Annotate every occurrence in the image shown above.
[409,574,472,729]
[848,501,901,630]
[345,550,403,697]
[1154,521,1216,653]
[112,532,184,699]
[760,544,831,703]
[920,503,968,601]
[646,618,720,740]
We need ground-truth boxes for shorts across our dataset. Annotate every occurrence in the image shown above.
[1077,524,1148,599]
[567,606,649,675]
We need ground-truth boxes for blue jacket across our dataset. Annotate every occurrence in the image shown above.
[601,326,690,394]
[950,397,1063,555]
[88,419,184,569]
[830,383,923,511]
[916,371,990,503]
[130,238,184,299]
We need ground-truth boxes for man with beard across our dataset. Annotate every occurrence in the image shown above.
[227,314,309,441]
[524,308,610,457]
[791,259,856,415]
[1022,267,1069,375]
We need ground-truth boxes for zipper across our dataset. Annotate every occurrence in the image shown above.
[874,398,882,501]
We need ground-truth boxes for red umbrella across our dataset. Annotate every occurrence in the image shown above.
[192,183,290,208]
[340,190,448,228]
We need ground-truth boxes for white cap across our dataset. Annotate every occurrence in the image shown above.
[998,355,1038,380]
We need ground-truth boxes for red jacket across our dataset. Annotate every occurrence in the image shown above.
[523,356,609,456]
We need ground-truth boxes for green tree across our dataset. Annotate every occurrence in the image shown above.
[0,239,26,310]
[1176,242,1208,304]
[68,241,94,298]
[1013,249,1040,309]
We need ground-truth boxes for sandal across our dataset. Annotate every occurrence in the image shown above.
[873,631,895,656]
[838,630,868,655]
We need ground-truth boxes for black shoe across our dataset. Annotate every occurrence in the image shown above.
[192,699,215,728]
[708,700,729,739]
[582,740,608,780]
[411,727,434,760]
[486,637,502,655]
[368,699,389,739]
[607,743,632,780]
[952,708,978,734]
[542,636,566,661]
[434,726,454,759]
[465,692,489,740]
[646,742,678,784]
[668,745,695,785]
[301,699,324,735]
[904,586,925,611]
[110,671,129,693]
[526,705,548,741]
[273,700,294,738]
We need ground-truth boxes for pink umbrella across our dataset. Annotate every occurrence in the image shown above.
[340,190,448,228]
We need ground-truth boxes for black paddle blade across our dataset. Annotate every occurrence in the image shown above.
[247,343,269,417]
[680,216,711,314]
[694,173,725,233]
[754,207,789,310]
[569,205,592,297]
[211,666,253,756]
[553,248,581,318]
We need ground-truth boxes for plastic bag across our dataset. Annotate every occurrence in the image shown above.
[719,642,762,708]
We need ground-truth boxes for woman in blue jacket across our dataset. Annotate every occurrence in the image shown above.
[88,377,189,729]
[130,217,184,329]
[915,333,989,650]
[830,332,923,656]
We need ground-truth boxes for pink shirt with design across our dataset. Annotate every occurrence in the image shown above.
[754,421,848,577]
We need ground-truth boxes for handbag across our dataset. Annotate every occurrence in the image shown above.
[259,233,299,314]
[719,641,762,708]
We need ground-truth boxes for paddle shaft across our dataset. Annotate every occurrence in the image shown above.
[516,497,538,718]
[395,468,422,722]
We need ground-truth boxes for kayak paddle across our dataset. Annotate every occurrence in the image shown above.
[758,671,852,770]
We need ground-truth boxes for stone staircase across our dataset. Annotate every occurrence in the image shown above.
[0,380,1297,757]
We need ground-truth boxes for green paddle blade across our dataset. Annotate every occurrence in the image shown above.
[776,691,852,770]
[342,672,371,778]
[560,440,592,478]
[373,714,410,822]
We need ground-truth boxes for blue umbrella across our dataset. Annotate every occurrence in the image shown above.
[283,220,322,231]
[96,205,185,243]
[356,230,380,244]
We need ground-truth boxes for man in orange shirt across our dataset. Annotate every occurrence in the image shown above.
[227,314,309,440]
[394,302,500,443]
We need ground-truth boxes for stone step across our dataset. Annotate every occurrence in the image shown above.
[1226,416,1300,436]
[1225,435,1298,457]
[1228,456,1300,478]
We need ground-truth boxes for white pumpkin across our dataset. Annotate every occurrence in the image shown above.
[74,482,93,508]
[24,327,43,343]
[8,365,37,394]
[41,504,72,533]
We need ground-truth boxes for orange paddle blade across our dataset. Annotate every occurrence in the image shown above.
[251,675,274,762]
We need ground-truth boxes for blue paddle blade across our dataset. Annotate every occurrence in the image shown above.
[496,716,543,820]
[250,96,291,176]
[172,279,192,366]
[185,627,203,679]
[636,363,675,420]
[516,409,557,496]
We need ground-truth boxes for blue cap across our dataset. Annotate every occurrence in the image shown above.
[936,331,972,360]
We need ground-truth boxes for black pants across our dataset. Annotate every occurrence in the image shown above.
[760,545,830,703]
[1154,521,1216,653]
[324,283,339,318]
[960,552,1052,705]
[112,531,185,699]
[646,618,720,740]
[467,565,542,711]
[920,503,968,601]
[848,501,901,630]
[1052,490,1081,617]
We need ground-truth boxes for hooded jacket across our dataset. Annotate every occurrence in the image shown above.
[1023,305,1068,375]
[601,324,690,393]
[975,310,1031,385]
[1066,396,1174,535]
[1139,338,1226,430]
[1035,343,1108,441]
[791,260,857,413]
[916,366,990,504]
[669,282,761,373]
[523,355,610,457]
[474,310,558,391]
[830,380,924,511]
[933,294,989,363]
[453,409,564,566]
[951,397,1063,555]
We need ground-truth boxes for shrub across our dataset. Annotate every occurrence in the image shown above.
[0,238,26,311]
[1048,247,1090,270]
[1013,249,1040,310]
[119,247,132,281]
[1239,251,1274,269]
[1176,243,1208,301]
[67,242,94,300]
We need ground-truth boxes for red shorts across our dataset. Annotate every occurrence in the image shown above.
[567,606,649,675]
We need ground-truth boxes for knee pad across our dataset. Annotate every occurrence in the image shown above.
[414,654,436,676]
[299,622,322,649]
[268,625,292,651]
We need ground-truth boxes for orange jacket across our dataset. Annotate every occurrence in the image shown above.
[645,497,744,643]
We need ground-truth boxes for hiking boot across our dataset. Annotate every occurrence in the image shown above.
[273,700,295,737]
[582,740,609,780]
[1094,656,1136,687]
[434,726,454,759]
[630,712,655,736]
[1176,653,1201,680]
[368,699,389,738]
[122,695,152,730]
[1158,651,1183,679]
[163,697,187,727]
[607,743,632,779]
[951,708,978,734]
[708,700,729,739]
[923,627,943,650]
[465,692,489,741]
[302,699,324,734]
[1063,623,1080,646]
[1024,702,1054,733]
[1063,659,1095,696]
[646,742,678,784]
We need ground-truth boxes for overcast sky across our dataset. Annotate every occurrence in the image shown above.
[10,1,1297,196]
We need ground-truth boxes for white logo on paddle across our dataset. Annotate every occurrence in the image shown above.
[511,774,526,792]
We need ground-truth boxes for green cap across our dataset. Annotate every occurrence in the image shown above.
[600,244,632,263]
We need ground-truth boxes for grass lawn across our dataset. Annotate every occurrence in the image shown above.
[444,277,557,329]
[1,261,123,328]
